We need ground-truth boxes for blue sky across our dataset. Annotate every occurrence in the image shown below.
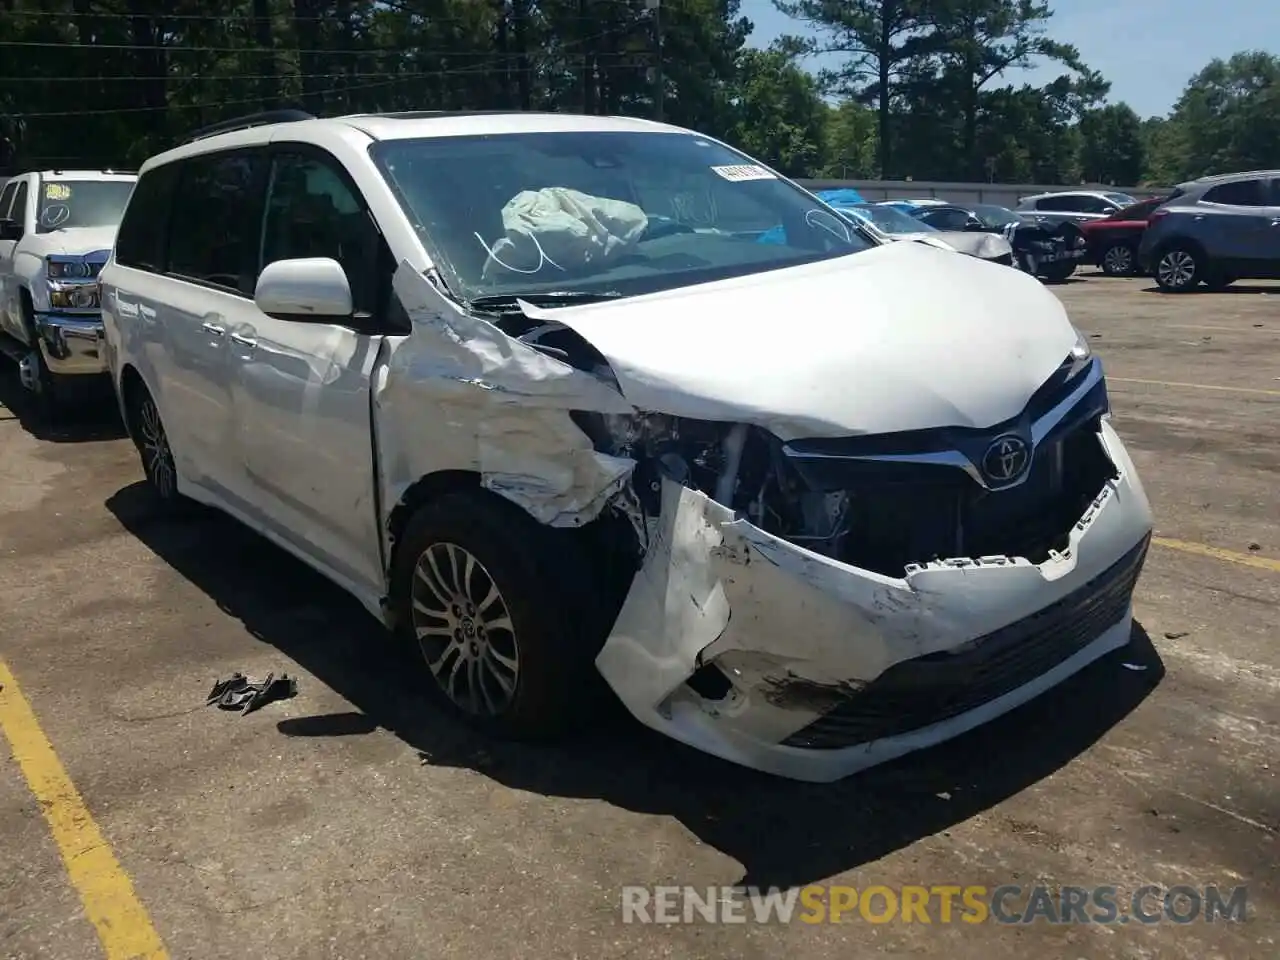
[741,0,1280,120]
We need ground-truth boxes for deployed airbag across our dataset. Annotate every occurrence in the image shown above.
[481,187,649,278]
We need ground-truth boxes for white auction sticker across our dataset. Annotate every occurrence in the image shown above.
[710,164,777,182]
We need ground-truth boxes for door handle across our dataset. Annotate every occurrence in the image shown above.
[201,321,225,337]
[229,332,257,348]
[1271,218,1280,227]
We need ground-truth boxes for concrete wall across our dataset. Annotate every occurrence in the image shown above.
[795,179,1167,207]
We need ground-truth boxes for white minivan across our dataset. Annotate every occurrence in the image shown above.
[100,109,1155,783]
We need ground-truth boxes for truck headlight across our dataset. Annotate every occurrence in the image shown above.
[46,256,92,280]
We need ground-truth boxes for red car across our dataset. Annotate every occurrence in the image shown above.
[1079,196,1168,275]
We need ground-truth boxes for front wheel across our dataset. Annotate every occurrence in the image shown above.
[390,490,608,740]
[1154,245,1202,292]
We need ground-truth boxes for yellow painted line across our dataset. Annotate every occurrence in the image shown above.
[0,659,168,960]
[1153,537,1280,573]
[1109,377,1280,397]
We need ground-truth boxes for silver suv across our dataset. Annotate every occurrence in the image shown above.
[1017,190,1138,227]
[1138,170,1280,292]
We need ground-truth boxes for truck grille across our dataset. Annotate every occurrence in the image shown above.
[780,534,1149,750]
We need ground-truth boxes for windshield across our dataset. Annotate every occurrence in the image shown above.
[370,131,874,303]
[36,179,135,234]
[970,204,1021,228]
[842,204,938,234]
[1105,192,1137,206]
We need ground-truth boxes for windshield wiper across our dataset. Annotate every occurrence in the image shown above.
[467,290,624,314]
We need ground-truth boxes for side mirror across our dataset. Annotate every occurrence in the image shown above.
[965,220,986,232]
[0,218,22,241]
[254,257,353,321]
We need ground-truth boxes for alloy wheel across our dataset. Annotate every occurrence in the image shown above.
[411,542,520,717]
[138,396,176,498]
[1157,249,1197,290]
[1103,244,1134,275]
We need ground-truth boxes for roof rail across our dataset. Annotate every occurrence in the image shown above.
[181,109,314,146]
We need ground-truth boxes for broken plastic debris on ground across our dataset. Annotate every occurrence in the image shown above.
[206,672,298,714]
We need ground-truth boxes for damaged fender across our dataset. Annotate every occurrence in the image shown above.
[377,263,638,529]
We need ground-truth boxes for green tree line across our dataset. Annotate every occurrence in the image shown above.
[0,0,1276,186]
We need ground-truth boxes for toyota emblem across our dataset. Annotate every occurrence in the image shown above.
[981,435,1031,485]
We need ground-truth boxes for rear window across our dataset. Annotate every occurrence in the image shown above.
[1202,179,1266,206]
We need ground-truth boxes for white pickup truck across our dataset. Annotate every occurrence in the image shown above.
[0,169,137,413]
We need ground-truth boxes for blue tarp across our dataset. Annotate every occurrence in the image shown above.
[814,187,865,207]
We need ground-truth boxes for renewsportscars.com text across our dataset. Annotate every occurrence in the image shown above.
[621,884,1249,925]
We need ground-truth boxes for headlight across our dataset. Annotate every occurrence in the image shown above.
[1070,327,1091,361]
[46,257,92,280]
[47,281,101,310]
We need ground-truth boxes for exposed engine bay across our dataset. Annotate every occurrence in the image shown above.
[502,313,1117,578]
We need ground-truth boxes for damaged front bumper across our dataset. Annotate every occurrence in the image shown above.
[596,419,1154,783]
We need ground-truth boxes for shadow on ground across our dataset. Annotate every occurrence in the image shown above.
[1141,284,1277,296]
[0,364,126,443]
[107,480,1165,890]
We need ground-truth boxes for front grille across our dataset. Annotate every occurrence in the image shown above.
[828,417,1116,577]
[781,534,1149,750]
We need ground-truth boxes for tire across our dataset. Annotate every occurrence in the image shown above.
[390,489,609,741]
[1101,243,1136,276]
[1040,260,1077,283]
[19,295,66,421]
[28,350,68,422]
[1154,245,1203,292]
[126,382,183,506]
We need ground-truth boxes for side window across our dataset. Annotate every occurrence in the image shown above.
[1202,179,1265,207]
[115,165,177,272]
[166,149,266,295]
[1076,196,1112,214]
[10,180,29,226]
[922,209,969,231]
[1036,196,1071,211]
[1268,179,1280,205]
[0,181,16,220]
[260,151,382,316]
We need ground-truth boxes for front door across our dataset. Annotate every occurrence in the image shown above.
[227,146,392,594]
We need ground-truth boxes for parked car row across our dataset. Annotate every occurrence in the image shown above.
[1,110,1158,784]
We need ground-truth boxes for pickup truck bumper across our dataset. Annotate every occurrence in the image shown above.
[34,312,109,377]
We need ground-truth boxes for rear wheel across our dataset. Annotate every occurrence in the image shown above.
[1154,245,1202,292]
[127,383,183,505]
[390,489,609,740]
[1101,242,1136,276]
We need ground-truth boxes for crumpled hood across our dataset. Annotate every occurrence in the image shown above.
[33,226,117,257]
[522,240,1078,441]
[929,230,1013,260]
